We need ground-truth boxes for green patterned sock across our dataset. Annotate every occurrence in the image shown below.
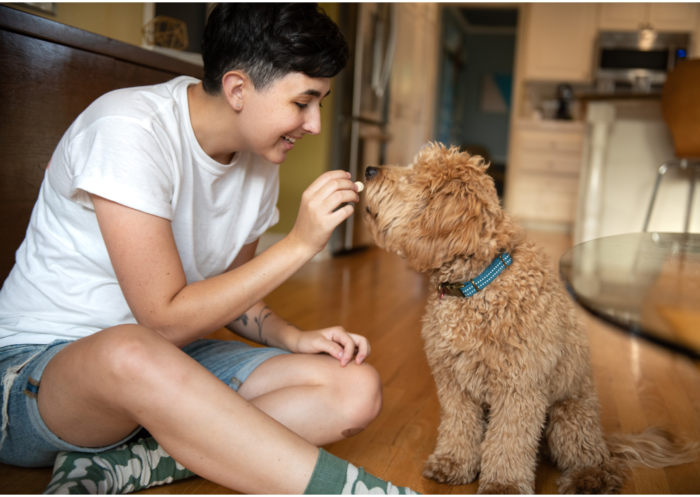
[304,448,419,495]
[43,437,194,494]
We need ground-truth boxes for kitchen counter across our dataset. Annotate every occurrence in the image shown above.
[577,92,662,101]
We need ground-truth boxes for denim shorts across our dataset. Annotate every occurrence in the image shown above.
[0,338,289,468]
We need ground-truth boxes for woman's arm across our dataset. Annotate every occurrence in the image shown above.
[225,241,371,366]
[92,170,359,349]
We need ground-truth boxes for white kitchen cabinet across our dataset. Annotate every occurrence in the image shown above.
[649,3,698,32]
[599,3,698,32]
[522,3,598,82]
[599,3,648,31]
[505,121,585,225]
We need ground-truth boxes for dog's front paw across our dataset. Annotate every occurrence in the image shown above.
[557,462,625,494]
[477,481,534,494]
[422,453,478,485]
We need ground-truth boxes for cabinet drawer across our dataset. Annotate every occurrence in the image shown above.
[518,151,582,175]
[517,130,584,154]
[513,173,579,195]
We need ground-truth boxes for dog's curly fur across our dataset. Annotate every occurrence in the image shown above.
[362,143,698,494]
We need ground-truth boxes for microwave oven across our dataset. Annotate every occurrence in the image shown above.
[596,31,690,92]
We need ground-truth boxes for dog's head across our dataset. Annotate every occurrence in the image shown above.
[363,143,512,273]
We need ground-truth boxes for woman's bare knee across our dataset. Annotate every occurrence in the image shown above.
[335,363,383,432]
[95,325,171,381]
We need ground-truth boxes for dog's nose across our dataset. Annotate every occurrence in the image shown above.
[365,166,379,180]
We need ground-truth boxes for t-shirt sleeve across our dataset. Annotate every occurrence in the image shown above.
[67,117,174,220]
[246,167,280,244]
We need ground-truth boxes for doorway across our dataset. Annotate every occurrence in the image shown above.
[435,6,518,200]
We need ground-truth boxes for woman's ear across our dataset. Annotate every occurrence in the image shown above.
[221,71,247,111]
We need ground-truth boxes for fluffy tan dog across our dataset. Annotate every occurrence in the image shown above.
[362,143,697,494]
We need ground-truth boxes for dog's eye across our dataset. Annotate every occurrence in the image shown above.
[365,206,371,214]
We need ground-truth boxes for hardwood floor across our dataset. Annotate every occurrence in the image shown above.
[2,230,700,494]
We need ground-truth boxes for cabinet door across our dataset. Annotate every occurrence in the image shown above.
[523,4,598,82]
[599,3,647,30]
[649,3,698,32]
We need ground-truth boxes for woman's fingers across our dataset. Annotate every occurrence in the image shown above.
[298,328,372,367]
[349,334,371,364]
[313,177,358,206]
[292,172,359,254]
[304,170,353,197]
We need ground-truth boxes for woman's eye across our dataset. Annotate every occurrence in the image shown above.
[295,102,308,109]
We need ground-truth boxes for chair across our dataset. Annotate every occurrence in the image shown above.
[643,59,700,232]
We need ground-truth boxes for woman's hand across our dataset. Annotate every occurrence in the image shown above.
[288,170,359,256]
[290,327,371,367]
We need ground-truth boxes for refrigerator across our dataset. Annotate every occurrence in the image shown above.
[329,3,397,254]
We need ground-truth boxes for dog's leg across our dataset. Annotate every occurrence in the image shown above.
[477,390,546,494]
[546,384,626,494]
[423,365,485,485]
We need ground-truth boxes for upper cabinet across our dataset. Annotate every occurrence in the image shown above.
[522,4,598,82]
[649,3,699,32]
[521,3,700,83]
[599,3,698,32]
[598,4,647,30]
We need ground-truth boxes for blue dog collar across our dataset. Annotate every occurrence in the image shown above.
[439,253,512,299]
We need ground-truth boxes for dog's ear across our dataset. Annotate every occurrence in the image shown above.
[399,144,501,272]
[401,181,482,272]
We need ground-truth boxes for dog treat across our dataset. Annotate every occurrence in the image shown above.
[355,181,364,192]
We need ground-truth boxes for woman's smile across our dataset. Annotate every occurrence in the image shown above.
[281,135,297,150]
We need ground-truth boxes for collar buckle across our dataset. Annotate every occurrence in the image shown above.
[439,282,466,299]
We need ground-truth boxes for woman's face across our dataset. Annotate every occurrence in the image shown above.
[240,72,331,165]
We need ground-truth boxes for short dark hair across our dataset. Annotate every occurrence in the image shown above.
[201,3,350,94]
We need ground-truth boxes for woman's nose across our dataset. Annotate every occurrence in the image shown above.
[301,110,322,135]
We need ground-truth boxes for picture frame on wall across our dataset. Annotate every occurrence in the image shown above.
[17,3,56,15]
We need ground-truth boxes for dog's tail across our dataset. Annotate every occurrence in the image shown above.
[606,426,699,470]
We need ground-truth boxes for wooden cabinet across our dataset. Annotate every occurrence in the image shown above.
[505,121,585,225]
[522,3,598,82]
[599,3,698,32]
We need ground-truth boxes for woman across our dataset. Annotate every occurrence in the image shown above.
[0,4,416,494]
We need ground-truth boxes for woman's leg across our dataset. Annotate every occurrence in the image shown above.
[238,353,383,446]
[37,324,318,494]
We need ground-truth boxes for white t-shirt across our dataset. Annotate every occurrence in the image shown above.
[0,76,280,347]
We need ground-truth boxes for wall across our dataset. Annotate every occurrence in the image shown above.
[458,31,515,164]
[8,3,145,46]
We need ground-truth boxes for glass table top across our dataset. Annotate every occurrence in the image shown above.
[559,232,700,360]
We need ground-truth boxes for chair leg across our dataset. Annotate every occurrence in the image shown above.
[685,166,700,233]
[643,161,674,232]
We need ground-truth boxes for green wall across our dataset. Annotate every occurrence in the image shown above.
[7,3,145,47]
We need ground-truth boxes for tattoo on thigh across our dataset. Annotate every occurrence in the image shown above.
[255,306,272,346]
[234,313,249,327]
